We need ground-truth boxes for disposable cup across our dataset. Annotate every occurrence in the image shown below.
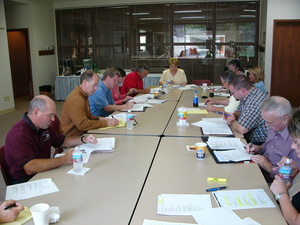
[30,203,50,225]
[195,142,207,160]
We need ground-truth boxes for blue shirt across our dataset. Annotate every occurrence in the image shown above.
[253,81,266,93]
[89,80,114,117]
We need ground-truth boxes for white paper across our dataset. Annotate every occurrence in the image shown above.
[207,137,246,150]
[133,94,154,103]
[242,217,261,225]
[157,194,212,215]
[147,99,167,104]
[77,137,115,154]
[178,85,195,90]
[6,178,59,200]
[212,189,276,210]
[192,207,246,225]
[192,121,233,135]
[121,103,154,112]
[67,167,91,176]
[143,219,197,225]
[213,149,251,162]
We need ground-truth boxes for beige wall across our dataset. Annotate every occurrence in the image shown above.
[1,0,300,114]
[0,0,15,115]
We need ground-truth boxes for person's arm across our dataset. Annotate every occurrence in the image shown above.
[135,88,150,94]
[206,105,225,113]
[224,112,248,134]
[103,101,134,112]
[270,176,300,225]
[23,150,73,175]
[205,98,229,106]
[0,200,24,223]
[61,134,98,148]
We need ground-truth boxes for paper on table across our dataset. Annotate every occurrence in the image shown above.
[192,207,246,225]
[213,149,251,162]
[207,137,246,149]
[187,108,208,114]
[178,85,195,91]
[157,194,212,215]
[202,118,226,123]
[192,121,233,135]
[67,167,91,176]
[147,99,167,104]
[1,206,32,225]
[77,137,115,154]
[6,178,59,201]
[133,94,154,103]
[242,217,261,225]
[121,103,154,112]
[212,189,276,210]
[143,219,197,225]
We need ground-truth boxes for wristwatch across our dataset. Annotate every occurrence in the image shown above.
[81,135,87,144]
[275,191,287,201]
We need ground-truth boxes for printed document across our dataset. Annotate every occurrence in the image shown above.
[212,189,276,210]
[6,178,59,200]
[157,194,212,215]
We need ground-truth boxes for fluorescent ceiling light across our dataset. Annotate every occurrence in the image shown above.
[239,15,256,18]
[243,9,256,12]
[132,12,149,16]
[140,18,163,20]
[181,16,205,19]
[175,10,202,13]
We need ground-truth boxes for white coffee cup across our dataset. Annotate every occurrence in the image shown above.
[30,203,50,225]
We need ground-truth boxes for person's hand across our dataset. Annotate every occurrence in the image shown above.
[223,112,235,124]
[144,88,150,94]
[127,88,137,96]
[277,157,298,177]
[251,155,273,173]
[84,134,98,144]
[106,118,119,127]
[270,175,291,195]
[123,95,133,102]
[205,98,215,105]
[246,143,261,154]
[206,104,216,112]
[0,200,24,223]
[63,150,74,164]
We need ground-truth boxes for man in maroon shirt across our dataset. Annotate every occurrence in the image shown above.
[4,95,97,184]
[121,64,151,95]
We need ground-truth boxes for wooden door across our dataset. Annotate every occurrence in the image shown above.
[7,29,33,98]
[271,20,300,107]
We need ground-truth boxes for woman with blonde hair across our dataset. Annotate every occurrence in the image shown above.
[159,58,187,86]
[248,66,266,93]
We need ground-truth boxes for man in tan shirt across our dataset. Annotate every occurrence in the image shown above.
[60,70,119,137]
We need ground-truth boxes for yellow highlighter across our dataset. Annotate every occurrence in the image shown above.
[207,177,227,182]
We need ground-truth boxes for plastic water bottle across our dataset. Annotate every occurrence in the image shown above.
[193,90,198,107]
[126,110,133,130]
[167,80,172,89]
[162,82,168,93]
[72,148,83,174]
[279,159,292,183]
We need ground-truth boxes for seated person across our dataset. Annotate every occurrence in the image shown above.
[224,75,268,145]
[159,58,187,86]
[112,67,135,105]
[60,70,119,137]
[121,64,150,95]
[89,68,134,117]
[205,70,239,113]
[248,66,266,93]
[246,96,300,182]
[0,200,24,223]
[270,108,300,225]
[5,95,98,184]
[228,59,245,75]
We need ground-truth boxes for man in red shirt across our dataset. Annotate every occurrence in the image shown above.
[121,64,151,95]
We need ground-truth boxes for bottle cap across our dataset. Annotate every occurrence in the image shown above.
[285,158,291,164]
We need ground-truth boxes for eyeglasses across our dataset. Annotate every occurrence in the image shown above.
[111,77,119,83]
[88,80,99,87]
[230,88,240,96]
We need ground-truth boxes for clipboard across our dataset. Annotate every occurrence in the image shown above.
[201,137,253,164]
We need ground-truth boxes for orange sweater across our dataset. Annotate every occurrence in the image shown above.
[59,86,108,137]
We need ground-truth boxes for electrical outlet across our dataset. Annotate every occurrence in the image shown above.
[4,96,9,101]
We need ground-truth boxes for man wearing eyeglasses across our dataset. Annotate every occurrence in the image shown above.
[246,96,300,182]
[121,64,151,95]
[89,68,134,117]
[224,75,268,145]
[60,70,119,137]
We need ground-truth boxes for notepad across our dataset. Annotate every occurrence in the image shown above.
[121,103,154,112]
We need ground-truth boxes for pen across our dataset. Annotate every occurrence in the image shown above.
[215,111,230,116]
[206,186,228,192]
[133,117,138,125]
[4,203,17,210]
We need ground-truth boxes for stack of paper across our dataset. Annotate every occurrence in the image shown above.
[77,137,115,154]
[121,103,154,112]
[133,94,154,103]
[192,118,233,136]
[146,99,167,104]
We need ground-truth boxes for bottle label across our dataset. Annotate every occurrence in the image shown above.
[126,114,133,121]
[73,154,83,163]
[193,97,198,104]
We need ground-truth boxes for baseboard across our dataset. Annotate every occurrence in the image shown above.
[0,107,15,116]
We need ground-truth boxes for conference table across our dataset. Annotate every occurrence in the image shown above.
[21,86,286,225]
